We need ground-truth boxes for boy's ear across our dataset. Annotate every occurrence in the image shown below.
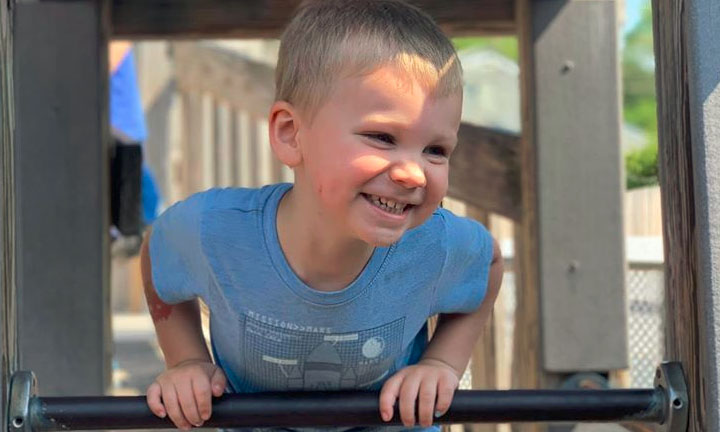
[268,101,303,168]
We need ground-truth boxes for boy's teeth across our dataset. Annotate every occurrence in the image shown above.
[366,194,407,213]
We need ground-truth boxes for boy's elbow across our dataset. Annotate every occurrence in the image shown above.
[491,238,504,268]
[487,239,504,297]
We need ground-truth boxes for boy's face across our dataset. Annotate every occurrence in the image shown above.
[296,64,462,247]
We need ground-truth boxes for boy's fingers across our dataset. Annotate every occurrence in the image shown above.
[417,378,438,427]
[161,385,191,430]
[146,382,166,418]
[176,380,203,427]
[434,378,456,418]
[192,376,213,421]
[398,375,421,427]
[210,368,227,397]
[379,374,402,422]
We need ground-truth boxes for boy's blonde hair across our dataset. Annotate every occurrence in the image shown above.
[276,0,463,120]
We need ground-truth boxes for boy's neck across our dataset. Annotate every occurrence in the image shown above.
[276,187,375,292]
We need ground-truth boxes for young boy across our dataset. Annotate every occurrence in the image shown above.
[141,0,503,430]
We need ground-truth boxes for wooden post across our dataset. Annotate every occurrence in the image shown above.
[13,0,112,395]
[466,206,497,432]
[651,0,720,430]
[513,1,625,431]
[181,91,205,195]
[1,0,17,423]
[112,0,516,38]
[512,4,544,432]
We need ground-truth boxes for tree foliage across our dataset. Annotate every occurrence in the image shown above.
[626,143,659,189]
[623,3,659,189]
[451,37,518,61]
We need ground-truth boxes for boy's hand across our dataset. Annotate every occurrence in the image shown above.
[379,359,460,427]
[146,359,226,430]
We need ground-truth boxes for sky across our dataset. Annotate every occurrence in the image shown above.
[624,0,647,34]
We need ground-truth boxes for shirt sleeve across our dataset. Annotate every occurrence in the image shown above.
[149,191,213,304]
[431,209,495,315]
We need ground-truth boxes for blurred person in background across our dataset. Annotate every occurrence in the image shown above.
[109,41,162,257]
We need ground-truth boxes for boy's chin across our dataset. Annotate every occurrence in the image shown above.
[359,229,405,247]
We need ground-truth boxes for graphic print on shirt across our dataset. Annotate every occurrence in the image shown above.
[242,314,405,391]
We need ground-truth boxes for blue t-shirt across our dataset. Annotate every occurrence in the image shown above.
[149,183,494,431]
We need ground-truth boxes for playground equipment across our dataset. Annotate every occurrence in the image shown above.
[8,363,687,431]
[2,1,718,432]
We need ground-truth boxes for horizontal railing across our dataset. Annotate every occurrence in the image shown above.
[8,363,687,432]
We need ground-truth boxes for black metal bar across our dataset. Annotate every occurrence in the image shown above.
[29,389,665,431]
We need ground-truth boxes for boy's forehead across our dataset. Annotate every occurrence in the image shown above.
[314,67,461,143]
[330,66,461,122]
[334,65,444,109]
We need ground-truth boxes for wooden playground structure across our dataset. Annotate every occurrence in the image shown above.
[0,0,718,431]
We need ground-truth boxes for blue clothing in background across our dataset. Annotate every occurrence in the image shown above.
[149,183,494,431]
[110,48,160,225]
[110,51,147,143]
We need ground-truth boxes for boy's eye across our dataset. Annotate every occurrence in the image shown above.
[365,133,395,145]
[424,145,447,157]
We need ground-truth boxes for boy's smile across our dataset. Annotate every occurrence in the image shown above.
[292,63,462,247]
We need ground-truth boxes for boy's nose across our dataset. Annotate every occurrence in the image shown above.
[389,160,427,188]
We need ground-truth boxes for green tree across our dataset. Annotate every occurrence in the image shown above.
[451,37,518,61]
[623,3,659,189]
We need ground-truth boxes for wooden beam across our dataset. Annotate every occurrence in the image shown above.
[536,0,626,373]
[1,0,17,422]
[511,1,542,431]
[449,124,521,221]
[465,207,499,432]
[174,42,275,119]
[512,0,625,416]
[13,0,112,395]
[652,0,720,430]
[112,0,515,39]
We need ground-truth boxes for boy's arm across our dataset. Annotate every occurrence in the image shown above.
[421,237,503,375]
[140,229,226,429]
[380,239,504,427]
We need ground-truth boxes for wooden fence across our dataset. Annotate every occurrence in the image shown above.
[172,42,292,198]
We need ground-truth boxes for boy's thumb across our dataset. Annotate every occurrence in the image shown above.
[211,368,227,397]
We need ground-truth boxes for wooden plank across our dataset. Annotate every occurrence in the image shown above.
[201,94,215,189]
[513,0,625,428]
[112,0,515,39]
[236,110,254,187]
[534,0,626,372]
[511,1,543,431]
[167,92,185,203]
[449,124,520,221]
[174,42,276,120]
[216,103,234,187]
[0,0,17,420]
[229,108,240,186]
[181,92,205,195]
[651,0,720,430]
[466,207,498,432]
[258,118,273,185]
[13,0,111,395]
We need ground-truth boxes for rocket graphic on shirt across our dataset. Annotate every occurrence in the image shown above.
[242,314,405,391]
